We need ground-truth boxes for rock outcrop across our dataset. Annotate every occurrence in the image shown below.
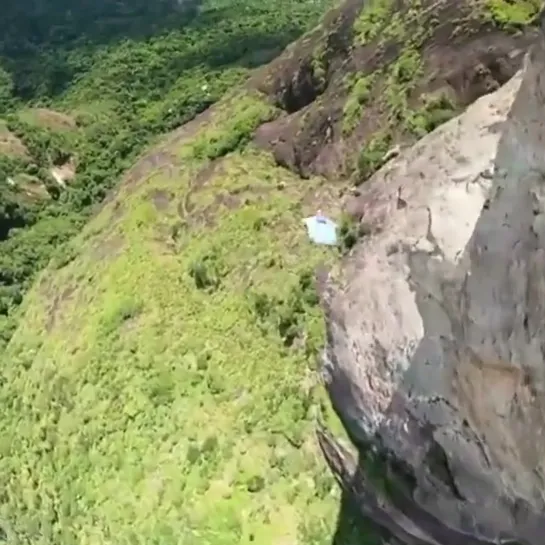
[252,0,535,182]
[320,7,545,545]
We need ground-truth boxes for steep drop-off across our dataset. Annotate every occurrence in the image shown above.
[320,5,545,545]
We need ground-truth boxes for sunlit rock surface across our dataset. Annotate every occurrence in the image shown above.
[320,8,545,545]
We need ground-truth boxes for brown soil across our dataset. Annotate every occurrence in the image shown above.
[150,189,173,212]
[0,124,29,158]
[90,233,125,261]
[45,285,77,332]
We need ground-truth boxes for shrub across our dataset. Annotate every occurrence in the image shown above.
[249,269,320,346]
[188,251,225,291]
[183,95,277,161]
[485,0,541,27]
[342,73,375,135]
[407,92,457,137]
[338,214,372,252]
[357,132,391,181]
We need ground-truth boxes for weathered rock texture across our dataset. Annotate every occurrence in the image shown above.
[320,8,545,545]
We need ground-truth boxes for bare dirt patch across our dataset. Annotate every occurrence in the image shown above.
[254,100,340,179]
[193,159,222,191]
[177,159,224,221]
[25,108,77,131]
[165,107,215,149]
[110,200,125,222]
[123,151,177,190]
[0,124,29,158]
[46,285,77,332]
[198,192,243,227]
[90,233,125,261]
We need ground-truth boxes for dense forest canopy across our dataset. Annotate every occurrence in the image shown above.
[0,0,201,99]
[0,0,336,347]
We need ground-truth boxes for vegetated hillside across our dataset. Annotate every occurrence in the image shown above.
[1,92,350,545]
[0,0,336,348]
[0,1,541,545]
[252,0,538,182]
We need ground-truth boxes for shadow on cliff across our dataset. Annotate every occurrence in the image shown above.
[330,491,389,545]
[319,395,536,545]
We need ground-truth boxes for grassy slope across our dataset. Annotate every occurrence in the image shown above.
[0,92,350,545]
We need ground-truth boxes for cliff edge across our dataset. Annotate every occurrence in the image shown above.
[320,5,545,545]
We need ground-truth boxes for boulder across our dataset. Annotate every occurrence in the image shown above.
[320,8,545,545]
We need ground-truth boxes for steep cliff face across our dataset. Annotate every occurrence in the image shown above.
[320,7,545,545]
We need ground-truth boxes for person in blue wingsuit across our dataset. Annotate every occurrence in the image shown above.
[303,209,338,246]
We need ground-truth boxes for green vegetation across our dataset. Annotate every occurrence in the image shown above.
[485,0,541,27]
[349,0,538,182]
[2,0,541,542]
[346,0,541,184]
[0,90,347,543]
[357,132,392,181]
[342,73,376,135]
[337,213,373,253]
[384,47,424,126]
[350,0,436,181]
[353,0,396,45]
[311,42,328,90]
[0,0,336,348]
[0,3,357,540]
[407,93,458,137]
[179,93,279,161]
[351,0,454,181]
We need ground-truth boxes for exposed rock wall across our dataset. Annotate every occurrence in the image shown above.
[320,8,545,545]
